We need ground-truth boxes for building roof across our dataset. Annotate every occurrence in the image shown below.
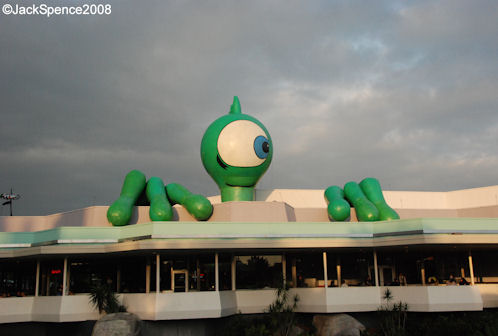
[1,186,498,257]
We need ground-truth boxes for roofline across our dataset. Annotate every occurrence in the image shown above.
[2,218,498,258]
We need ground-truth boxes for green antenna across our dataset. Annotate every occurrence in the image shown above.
[229,96,241,114]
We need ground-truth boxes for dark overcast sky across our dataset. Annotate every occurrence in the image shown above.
[1,0,498,216]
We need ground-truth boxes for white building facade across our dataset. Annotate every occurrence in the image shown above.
[1,187,498,323]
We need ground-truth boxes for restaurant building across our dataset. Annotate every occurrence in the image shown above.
[1,186,498,323]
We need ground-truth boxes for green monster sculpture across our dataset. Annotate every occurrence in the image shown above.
[107,96,398,226]
[201,96,272,202]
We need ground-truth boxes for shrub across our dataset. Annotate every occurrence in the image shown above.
[267,284,300,336]
[89,283,126,314]
[376,288,408,336]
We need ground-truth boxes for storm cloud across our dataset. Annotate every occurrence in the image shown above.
[1,0,498,215]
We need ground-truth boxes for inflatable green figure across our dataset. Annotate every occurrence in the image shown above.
[106,171,213,227]
[201,96,272,202]
[325,179,399,222]
[107,96,398,226]
[107,96,272,226]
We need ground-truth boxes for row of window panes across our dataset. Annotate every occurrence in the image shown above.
[1,250,496,296]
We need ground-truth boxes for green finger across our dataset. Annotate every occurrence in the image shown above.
[344,181,379,222]
[184,194,213,221]
[166,183,213,221]
[107,170,146,226]
[146,177,173,221]
[324,186,350,221]
[359,178,400,221]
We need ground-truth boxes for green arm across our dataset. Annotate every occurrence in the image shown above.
[166,183,213,221]
[359,178,400,221]
[324,186,351,221]
[146,177,173,221]
[107,170,146,226]
[344,181,379,221]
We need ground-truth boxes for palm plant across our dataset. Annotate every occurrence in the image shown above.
[89,283,125,314]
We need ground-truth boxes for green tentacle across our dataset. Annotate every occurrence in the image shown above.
[166,183,213,221]
[146,177,173,221]
[324,186,350,221]
[107,170,146,226]
[344,181,379,222]
[359,178,400,221]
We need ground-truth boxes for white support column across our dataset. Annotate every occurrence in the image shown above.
[66,260,71,295]
[215,253,219,292]
[469,251,475,285]
[282,254,287,288]
[35,260,40,297]
[186,270,189,293]
[291,258,297,288]
[156,254,160,294]
[62,257,68,296]
[323,252,328,288]
[231,255,236,291]
[171,268,174,292]
[373,249,379,287]
[146,259,151,293]
[336,257,341,287]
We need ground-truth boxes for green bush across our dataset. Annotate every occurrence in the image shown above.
[218,283,311,336]
[375,289,408,336]
[267,285,300,336]
[88,283,126,314]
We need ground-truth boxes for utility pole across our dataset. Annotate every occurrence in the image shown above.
[1,188,21,216]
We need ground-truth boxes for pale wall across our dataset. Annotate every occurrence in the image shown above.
[0,286,491,324]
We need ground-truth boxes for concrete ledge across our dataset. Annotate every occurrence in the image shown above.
[325,287,382,313]
[234,290,275,314]
[476,284,498,308]
[0,297,35,323]
[388,286,482,312]
[0,286,490,324]
[293,288,328,312]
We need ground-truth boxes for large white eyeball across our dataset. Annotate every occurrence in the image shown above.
[217,120,270,167]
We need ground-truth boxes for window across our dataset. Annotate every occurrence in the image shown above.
[286,252,322,288]
[39,260,64,296]
[70,257,118,294]
[236,255,282,289]
[334,250,373,286]
[0,259,36,297]
[159,254,217,292]
[218,254,232,291]
[119,257,146,293]
[469,249,497,283]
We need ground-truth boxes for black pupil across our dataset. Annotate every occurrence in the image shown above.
[262,141,269,153]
